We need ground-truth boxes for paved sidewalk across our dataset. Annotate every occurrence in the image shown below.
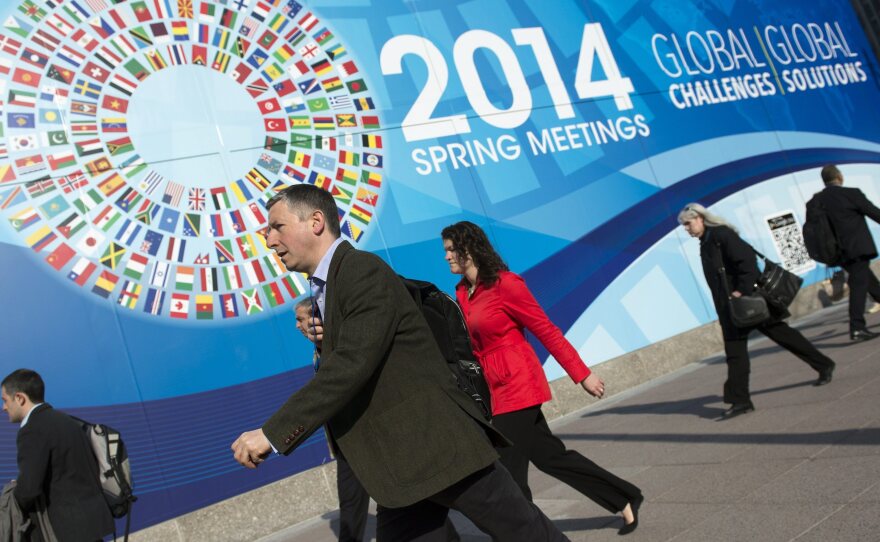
[260,303,880,542]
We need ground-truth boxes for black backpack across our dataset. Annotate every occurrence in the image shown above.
[803,193,843,266]
[399,276,492,420]
[73,417,137,541]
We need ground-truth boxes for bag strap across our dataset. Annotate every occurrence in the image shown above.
[708,231,733,299]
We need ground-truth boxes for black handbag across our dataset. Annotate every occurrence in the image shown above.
[712,239,770,328]
[752,248,804,311]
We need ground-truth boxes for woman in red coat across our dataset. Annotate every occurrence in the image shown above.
[441,221,644,535]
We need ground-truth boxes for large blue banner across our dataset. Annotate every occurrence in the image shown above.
[1,0,879,530]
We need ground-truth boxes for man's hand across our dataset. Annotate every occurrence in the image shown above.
[231,429,272,469]
[731,290,742,298]
[304,320,323,344]
[581,373,605,398]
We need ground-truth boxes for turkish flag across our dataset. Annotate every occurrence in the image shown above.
[263,118,285,132]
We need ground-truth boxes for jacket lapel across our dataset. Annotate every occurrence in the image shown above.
[323,240,353,353]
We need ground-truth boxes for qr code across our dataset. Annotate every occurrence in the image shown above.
[765,211,815,275]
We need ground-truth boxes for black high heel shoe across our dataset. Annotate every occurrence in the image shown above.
[618,495,643,535]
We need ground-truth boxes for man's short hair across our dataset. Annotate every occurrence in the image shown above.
[821,164,842,185]
[1,369,45,403]
[266,184,340,237]
[295,298,311,310]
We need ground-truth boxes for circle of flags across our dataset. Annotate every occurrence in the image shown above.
[0,0,384,321]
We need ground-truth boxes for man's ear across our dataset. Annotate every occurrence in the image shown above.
[312,210,326,235]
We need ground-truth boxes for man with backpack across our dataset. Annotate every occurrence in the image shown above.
[1,369,115,541]
[807,165,880,341]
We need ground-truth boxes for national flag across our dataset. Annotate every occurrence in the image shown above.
[169,293,189,318]
[115,187,143,213]
[140,170,163,195]
[283,0,303,17]
[245,168,269,190]
[298,12,318,31]
[362,170,383,188]
[146,49,168,70]
[341,61,362,79]
[13,68,41,88]
[160,180,183,206]
[101,117,128,132]
[58,43,87,65]
[182,213,200,236]
[0,166,14,185]
[131,1,152,23]
[57,171,88,194]
[92,270,119,298]
[236,233,257,259]
[40,195,68,220]
[239,15,259,37]
[45,64,74,84]
[10,133,38,151]
[97,171,125,196]
[120,154,147,178]
[215,239,234,263]
[339,150,359,166]
[16,154,46,175]
[260,62,284,82]
[241,288,262,314]
[191,44,207,65]
[94,204,122,231]
[284,27,304,46]
[229,61,252,83]
[95,47,124,70]
[177,0,194,18]
[24,177,54,199]
[116,218,143,246]
[298,41,318,59]
[124,59,150,81]
[150,260,170,288]
[175,265,194,290]
[263,118,285,132]
[313,27,333,47]
[350,204,373,225]
[268,13,287,32]
[246,48,268,69]
[336,113,357,128]
[289,133,312,150]
[196,295,213,319]
[143,288,164,315]
[71,119,99,135]
[263,282,283,307]
[141,229,163,255]
[263,253,284,277]
[71,28,99,52]
[8,207,39,232]
[331,184,352,204]
[362,134,383,149]
[220,8,237,29]
[57,211,86,238]
[87,15,114,39]
[8,112,36,129]
[47,13,75,37]
[73,188,103,213]
[256,29,277,50]
[188,187,205,211]
[289,150,311,168]
[0,186,26,210]
[75,138,104,157]
[76,227,106,256]
[198,2,215,23]
[171,20,188,40]
[356,187,379,207]
[256,154,282,173]
[363,152,383,168]
[110,34,138,56]
[328,95,353,111]
[210,187,231,210]
[212,27,230,49]
[100,241,126,269]
[3,16,33,39]
[85,156,113,177]
[33,29,62,52]
[230,179,252,202]
[158,207,179,233]
[167,43,187,65]
[107,136,134,156]
[326,43,347,61]
[316,135,337,151]
[297,78,319,94]
[312,153,335,172]
[117,280,142,309]
[282,96,305,114]
[20,47,48,70]
[220,293,238,318]
[244,259,265,285]
[47,152,76,171]
[273,79,295,97]
[200,267,217,292]
[0,35,23,55]
[110,74,138,96]
[341,219,363,242]
[151,23,171,44]
[75,79,103,100]
[68,256,97,286]
[280,165,305,184]
[124,252,148,279]
[166,236,186,262]
[212,50,230,72]
[272,43,294,64]
[347,79,368,94]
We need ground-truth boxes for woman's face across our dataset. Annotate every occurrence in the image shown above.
[443,238,472,275]
[681,214,705,238]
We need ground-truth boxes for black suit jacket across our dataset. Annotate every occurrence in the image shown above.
[263,241,504,507]
[816,185,880,262]
[14,404,114,541]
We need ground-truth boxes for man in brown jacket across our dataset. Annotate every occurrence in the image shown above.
[232,185,566,541]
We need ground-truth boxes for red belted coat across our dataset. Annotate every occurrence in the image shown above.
[456,271,591,415]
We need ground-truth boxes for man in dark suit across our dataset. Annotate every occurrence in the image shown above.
[1,369,114,541]
[232,184,566,541]
[815,165,880,341]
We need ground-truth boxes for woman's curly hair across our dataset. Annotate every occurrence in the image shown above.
[441,221,508,286]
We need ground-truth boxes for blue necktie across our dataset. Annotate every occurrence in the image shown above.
[309,278,322,371]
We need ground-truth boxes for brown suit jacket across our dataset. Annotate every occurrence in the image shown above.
[263,241,503,507]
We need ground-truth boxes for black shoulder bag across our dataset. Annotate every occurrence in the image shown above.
[751,247,804,312]
[711,238,769,328]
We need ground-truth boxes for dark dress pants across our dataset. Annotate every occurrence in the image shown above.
[337,457,371,542]
[375,462,568,542]
[492,406,641,514]
[723,320,835,404]
[844,258,880,331]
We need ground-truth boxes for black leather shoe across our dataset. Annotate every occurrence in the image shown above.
[720,402,755,420]
[814,363,835,386]
[850,329,879,342]
[618,495,643,535]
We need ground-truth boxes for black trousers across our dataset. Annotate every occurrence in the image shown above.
[843,258,880,332]
[722,320,835,404]
[337,458,371,542]
[375,462,568,542]
[492,406,641,514]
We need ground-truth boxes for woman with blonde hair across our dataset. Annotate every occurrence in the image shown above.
[678,203,836,418]
[441,221,644,535]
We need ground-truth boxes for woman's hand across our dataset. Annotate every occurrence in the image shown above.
[731,290,742,298]
[581,373,605,398]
